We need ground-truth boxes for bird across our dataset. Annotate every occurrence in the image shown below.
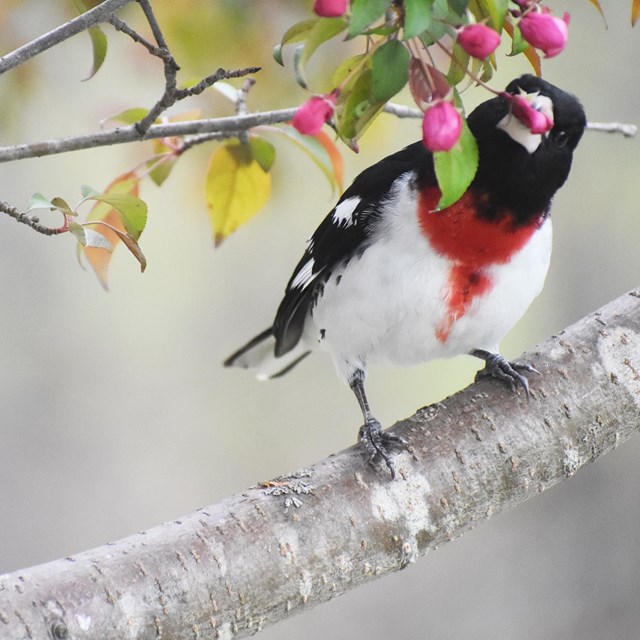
[225,74,586,478]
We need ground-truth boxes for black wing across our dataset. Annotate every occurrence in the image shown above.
[273,140,435,357]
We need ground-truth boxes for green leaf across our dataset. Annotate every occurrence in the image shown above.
[281,17,320,45]
[469,0,509,31]
[335,68,386,147]
[403,0,434,39]
[348,0,392,38]
[360,25,398,36]
[28,193,56,211]
[146,136,179,187]
[273,44,285,66]
[298,17,348,82]
[446,43,470,86]
[507,24,529,56]
[331,53,368,87]
[249,137,276,172]
[81,184,100,199]
[50,197,75,217]
[69,221,86,244]
[71,0,108,80]
[88,193,147,241]
[69,222,113,251]
[371,40,409,102]
[274,17,320,65]
[420,0,463,43]
[147,155,177,187]
[502,19,540,74]
[102,107,149,127]
[434,118,479,210]
[83,26,107,80]
[450,0,471,15]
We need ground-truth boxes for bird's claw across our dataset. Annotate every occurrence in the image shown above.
[358,419,407,479]
[475,353,540,399]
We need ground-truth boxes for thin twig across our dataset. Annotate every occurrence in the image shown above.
[235,77,256,145]
[107,15,158,55]
[236,78,256,117]
[0,0,133,75]
[587,121,637,137]
[383,102,422,118]
[0,201,67,235]
[180,131,237,154]
[175,67,261,101]
[137,0,170,51]
[382,104,638,142]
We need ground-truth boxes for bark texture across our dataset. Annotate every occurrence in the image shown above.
[2,289,640,640]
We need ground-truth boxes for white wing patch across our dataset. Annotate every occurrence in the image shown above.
[331,196,360,228]
[290,257,315,290]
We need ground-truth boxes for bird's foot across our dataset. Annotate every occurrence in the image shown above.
[474,352,540,399]
[358,419,407,479]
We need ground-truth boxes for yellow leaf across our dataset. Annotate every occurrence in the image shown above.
[205,141,271,246]
[633,0,640,25]
[586,0,605,20]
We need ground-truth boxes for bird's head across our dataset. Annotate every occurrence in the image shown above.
[468,75,586,218]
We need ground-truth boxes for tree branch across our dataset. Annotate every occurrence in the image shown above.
[0,108,298,163]
[0,0,134,75]
[0,105,633,165]
[1,288,639,639]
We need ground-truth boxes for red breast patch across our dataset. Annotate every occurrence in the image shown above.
[418,188,542,265]
[435,264,493,342]
[418,188,543,342]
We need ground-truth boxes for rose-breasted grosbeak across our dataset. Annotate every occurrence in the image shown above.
[225,75,586,477]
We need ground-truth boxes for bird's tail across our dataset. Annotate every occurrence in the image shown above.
[224,328,311,380]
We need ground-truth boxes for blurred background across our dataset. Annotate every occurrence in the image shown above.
[1,1,639,638]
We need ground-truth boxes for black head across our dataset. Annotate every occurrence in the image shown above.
[468,74,587,220]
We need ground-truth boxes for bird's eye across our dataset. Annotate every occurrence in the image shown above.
[555,130,570,147]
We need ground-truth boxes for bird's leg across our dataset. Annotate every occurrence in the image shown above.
[349,368,407,479]
[471,348,540,398]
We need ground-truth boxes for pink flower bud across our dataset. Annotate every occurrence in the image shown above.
[457,24,501,59]
[292,93,337,136]
[421,101,462,152]
[519,10,570,58]
[313,0,348,17]
[501,92,553,135]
